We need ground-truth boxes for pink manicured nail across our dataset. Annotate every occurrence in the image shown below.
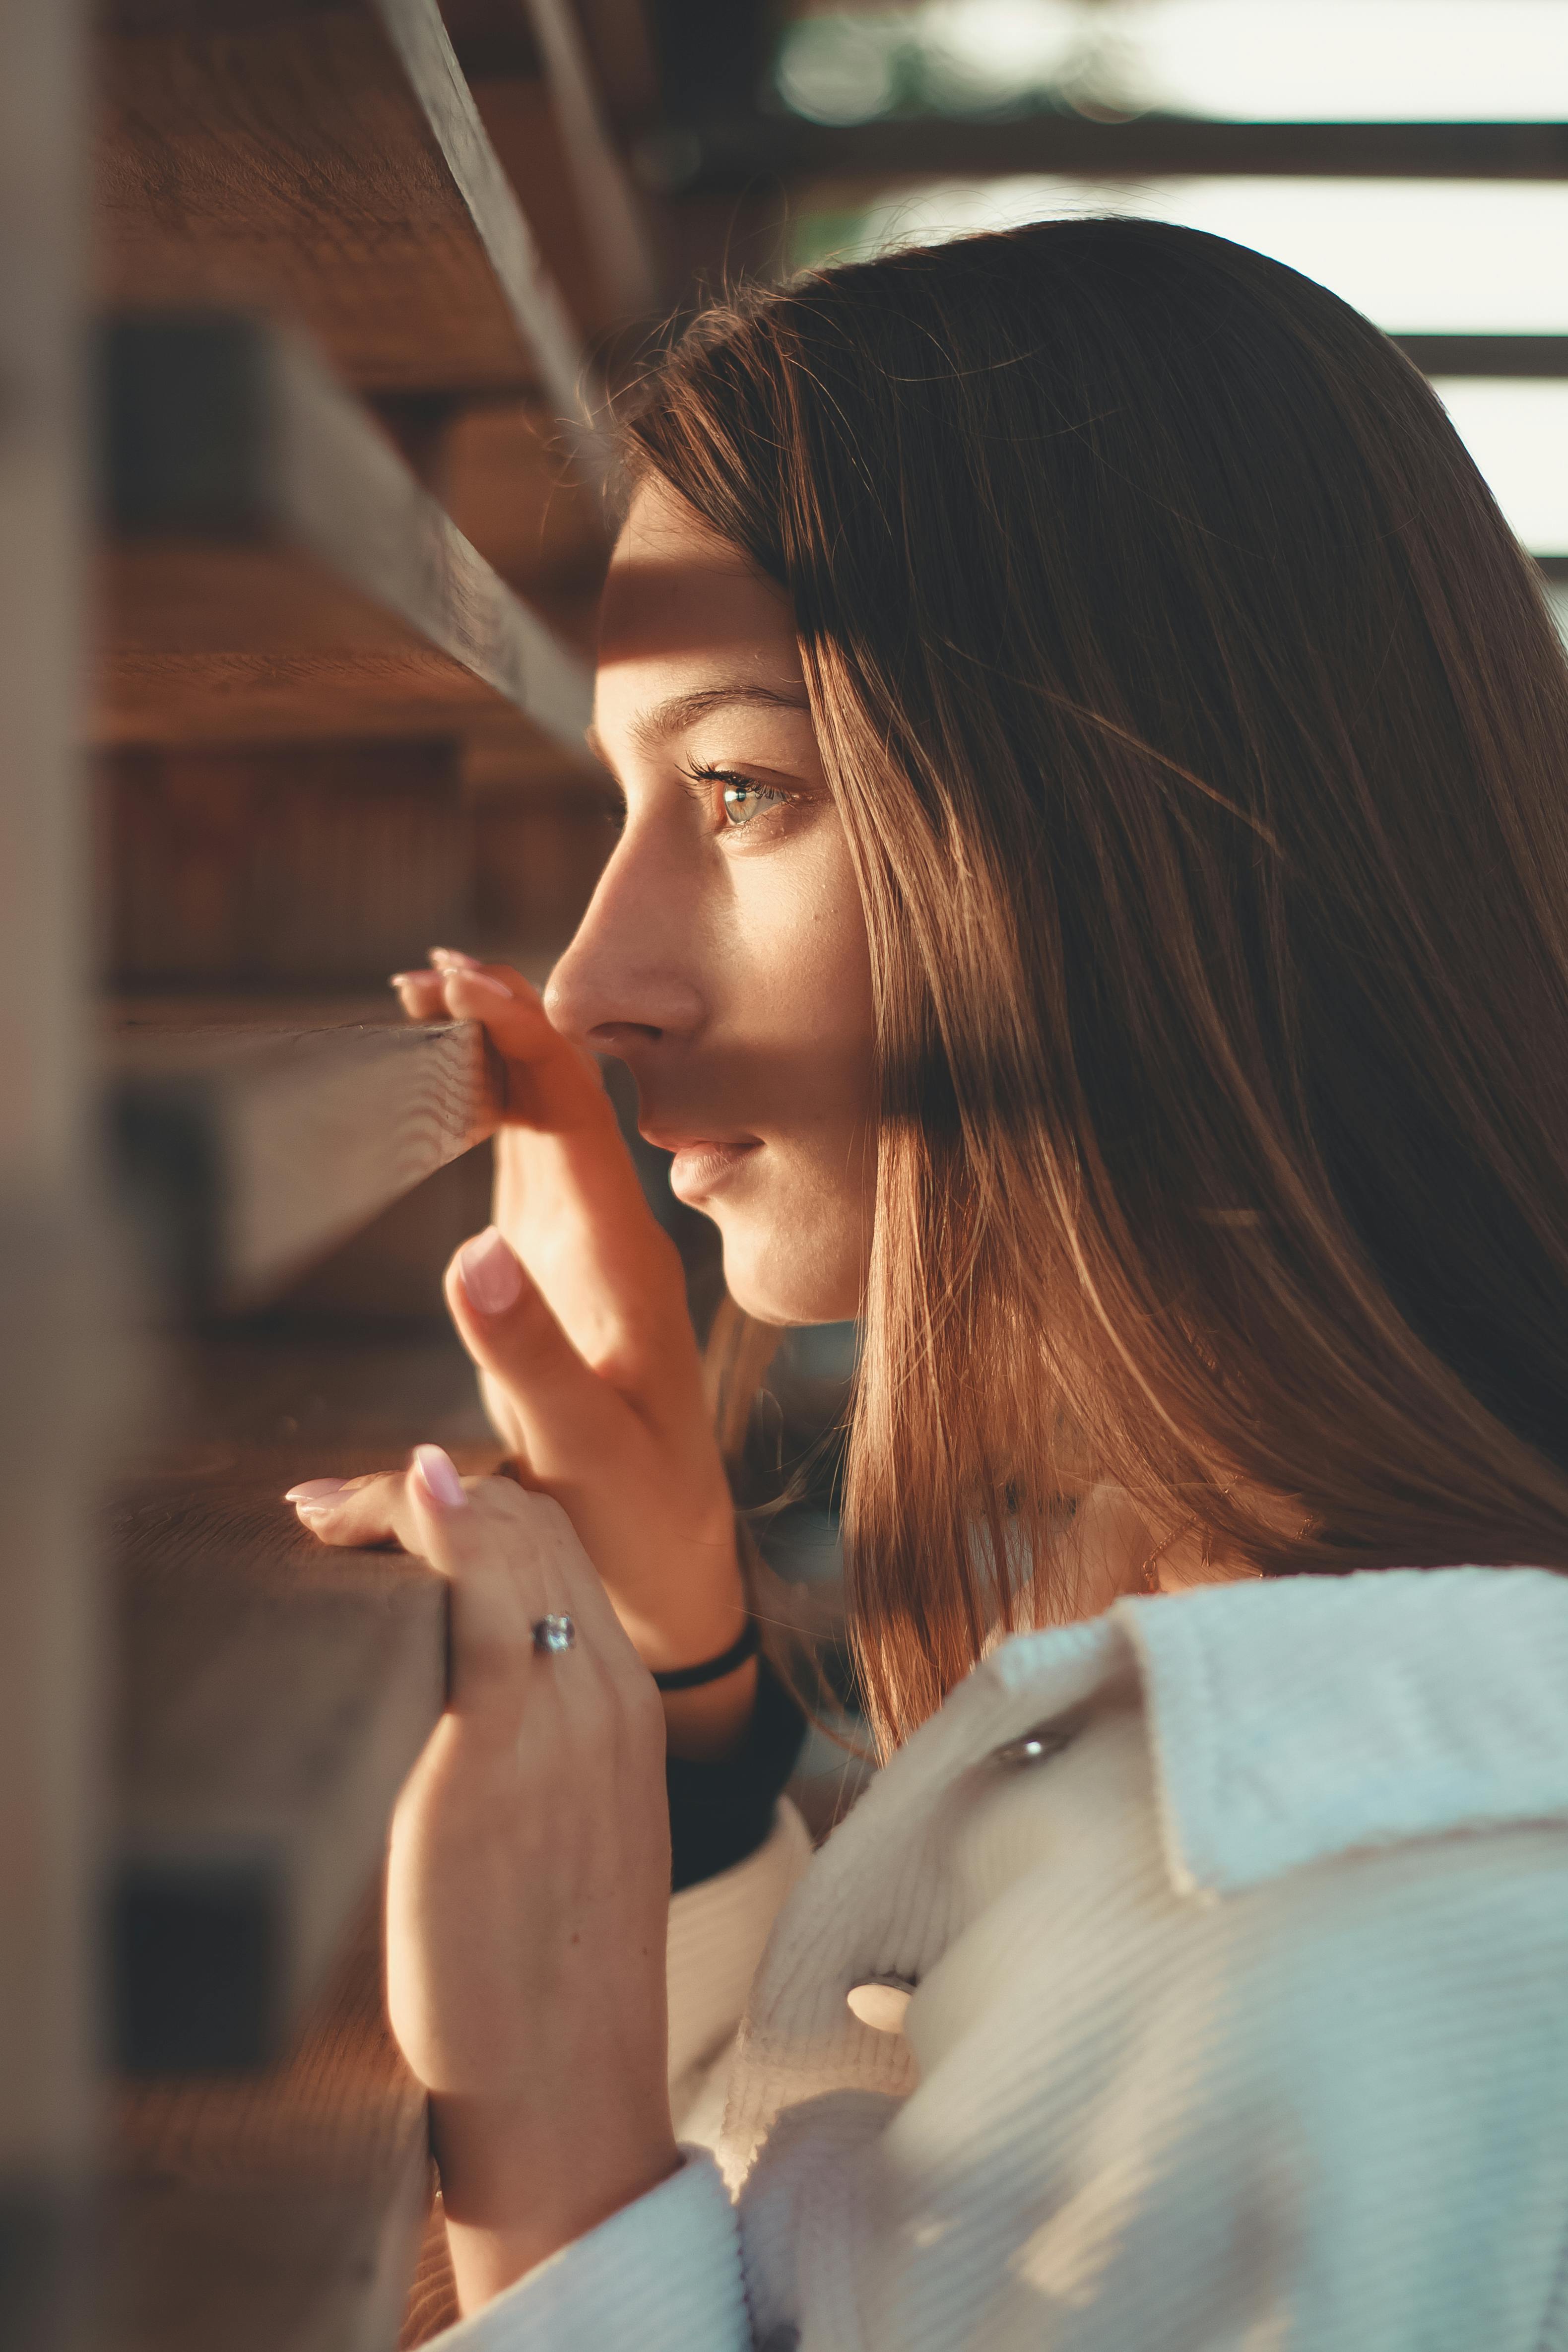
[446,970,513,1001]
[457,1226,525,1316]
[413,1443,468,1510]
[284,1478,348,1502]
[429,947,485,971]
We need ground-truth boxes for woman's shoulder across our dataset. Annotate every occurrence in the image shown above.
[953,1562,1568,1898]
[732,1568,1568,2351]
[737,1564,1568,2085]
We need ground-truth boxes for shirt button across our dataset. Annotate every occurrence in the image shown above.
[991,1717,1079,1769]
[847,1974,915,2032]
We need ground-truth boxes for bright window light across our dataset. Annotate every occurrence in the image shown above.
[792,178,1568,335]
[1113,0,1568,123]
[776,0,1568,124]
[1434,381,1568,554]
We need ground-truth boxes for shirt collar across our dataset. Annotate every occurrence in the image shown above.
[1113,1566,1568,1897]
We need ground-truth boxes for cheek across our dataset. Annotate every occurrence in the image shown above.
[710,834,877,1324]
[734,835,877,1131]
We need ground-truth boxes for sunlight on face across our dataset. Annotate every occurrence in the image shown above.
[543,478,878,1325]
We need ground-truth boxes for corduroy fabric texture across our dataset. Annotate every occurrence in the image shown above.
[432,1568,1568,2350]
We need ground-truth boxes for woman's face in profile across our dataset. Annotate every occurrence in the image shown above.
[544,476,878,1326]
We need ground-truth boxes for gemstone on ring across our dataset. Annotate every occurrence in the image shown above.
[532,1613,577,1654]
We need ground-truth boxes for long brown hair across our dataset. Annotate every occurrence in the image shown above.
[621,218,1568,1750]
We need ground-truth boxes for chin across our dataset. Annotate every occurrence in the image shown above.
[717,1216,864,1328]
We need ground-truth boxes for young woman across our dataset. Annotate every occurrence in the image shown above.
[288,220,1568,2348]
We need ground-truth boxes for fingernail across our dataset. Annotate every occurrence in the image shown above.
[389,971,420,987]
[284,1478,348,1502]
[295,1502,336,1525]
[429,947,485,970]
[413,1443,468,1510]
[447,970,513,1001]
[457,1225,524,1316]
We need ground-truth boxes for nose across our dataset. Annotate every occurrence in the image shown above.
[543,824,707,1053]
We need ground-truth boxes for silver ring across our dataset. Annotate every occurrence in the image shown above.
[532,1613,577,1654]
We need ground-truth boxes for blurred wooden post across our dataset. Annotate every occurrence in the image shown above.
[0,0,98,2344]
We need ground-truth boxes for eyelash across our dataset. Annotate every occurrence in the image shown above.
[597,763,797,839]
[682,759,793,834]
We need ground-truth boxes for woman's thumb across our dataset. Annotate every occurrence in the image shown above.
[445,1227,615,1470]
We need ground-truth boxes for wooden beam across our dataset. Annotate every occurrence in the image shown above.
[108,1009,502,1312]
[106,1890,432,2352]
[669,115,1568,194]
[97,314,593,751]
[99,0,591,420]
[0,0,99,2342]
[514,0,661,324]
[99,744,477,991]
[570,0,662,139]
[112,1488,446,2073]
[444,396,609,637]
[437,0,662,335]
[1394,334,1568,379]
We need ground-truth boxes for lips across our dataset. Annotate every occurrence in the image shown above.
[643,1129,762,1203]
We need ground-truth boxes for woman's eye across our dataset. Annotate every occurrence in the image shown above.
[719,778,787,830]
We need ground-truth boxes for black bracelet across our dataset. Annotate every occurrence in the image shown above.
[652,1617,761,1692]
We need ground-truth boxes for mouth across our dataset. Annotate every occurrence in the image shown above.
[643,1130,763,1203]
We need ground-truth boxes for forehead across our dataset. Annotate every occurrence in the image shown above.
[594,478,802,736]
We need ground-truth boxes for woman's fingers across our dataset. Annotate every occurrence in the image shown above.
[427,954,611,1137]
[397,1452,656,1720]
[392,954,609,1136]
[388,947,701,1419]
[286,1451,642,1676]
[390,969,449,1021]
[445,1225,617,1446]
[285,1468,410,1548]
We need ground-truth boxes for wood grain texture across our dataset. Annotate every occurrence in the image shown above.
[112,1485,447,2073]
[109,1008,502,1310]
[98,743,473,988]
[96,314,593,749]
[98,0,591,417]
[465,0,660,338]
[106,1890,433,2352]
[444,395,608,645]
[469,783,613,953]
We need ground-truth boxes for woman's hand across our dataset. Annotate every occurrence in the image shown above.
[329,1447,681,2311]
[351,951,754,1755]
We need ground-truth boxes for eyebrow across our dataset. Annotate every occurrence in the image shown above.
[585,682,812,767]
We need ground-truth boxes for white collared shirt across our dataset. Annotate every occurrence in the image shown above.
[442,1567,1568,2351]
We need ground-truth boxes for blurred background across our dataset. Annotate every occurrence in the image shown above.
[4,1,1568,2346]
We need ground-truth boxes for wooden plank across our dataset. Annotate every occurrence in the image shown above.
[98,0,591,417]
[108,1009,502,1311]
[444,395,608,640]
[0,0,98,2340]
[469,779,613,952]
[112,1486,446,2073]
[106,1889,433,2352]
[568,0,662,138]
[673,115,1568,194]
[467,0,661,334]
[98,743,475,989]
[1394,333,1568,378]
[97,313,593,750]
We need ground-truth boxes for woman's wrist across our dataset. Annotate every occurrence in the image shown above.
[433,2089,682,2312]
